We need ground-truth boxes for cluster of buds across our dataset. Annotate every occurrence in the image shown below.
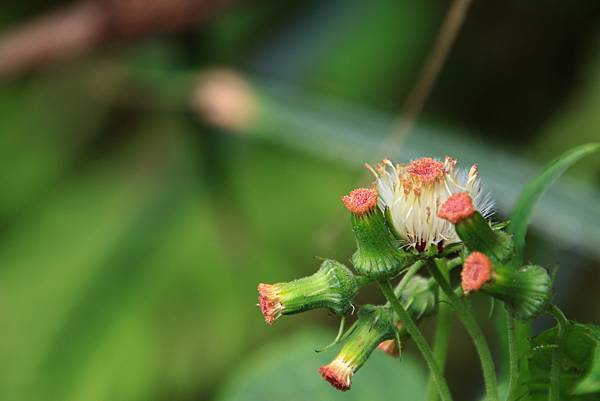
[438,192,552,319]
[257,156,555,391]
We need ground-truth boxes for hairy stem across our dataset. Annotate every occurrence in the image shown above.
[394,260,425,296]
[379,280,454,401]
[548,304,568,401]
[505,311,518,401]
[428,261,499,401]
[427,260,452,401]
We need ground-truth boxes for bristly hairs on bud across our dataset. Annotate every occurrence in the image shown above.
[257,259,360,325]
[342,188,414,280]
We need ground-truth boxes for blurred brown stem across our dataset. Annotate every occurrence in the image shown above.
[380,0,475,154]
[0,0,234,78]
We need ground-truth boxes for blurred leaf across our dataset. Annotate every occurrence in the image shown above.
[0,116,245,401]
[528,322,600,400]
[534,52,600,180]
[0,70,109,220]
[247,81,600,260]
[507,143,600,266]
[571,324,600,396]
[217,328,428,401]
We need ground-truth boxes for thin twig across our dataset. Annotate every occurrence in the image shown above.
[379,0,475,156]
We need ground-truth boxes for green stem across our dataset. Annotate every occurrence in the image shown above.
[394,260,425,296]
[548,304,567,401]
[427,260,452,401]
[446,256,463,270]
[505,311,518,401]
[378,280,453,401]
[428,261,499,401]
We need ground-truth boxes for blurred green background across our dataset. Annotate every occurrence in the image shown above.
[0,1,599,400]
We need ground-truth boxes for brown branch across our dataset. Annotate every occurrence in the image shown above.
[0,0,234,78]
[380,0,475,154]
[0,2,105,77]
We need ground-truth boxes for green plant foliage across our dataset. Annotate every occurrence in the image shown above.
[216,328,427,401]
[527,323,600,400]
[507,143,600,266]
[573,344,600,395]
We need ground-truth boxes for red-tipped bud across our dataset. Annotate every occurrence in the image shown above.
[343,188,413,279]
[438,192,475,224]
[439,193,514,262]
[320,306,396,391]
[462,252,492,293]
[377,339,400,357]
[342,188,378,215]
[319,358,353,391]
[462,252,552,319]
[257,283,283,324]
[257,259,360,325]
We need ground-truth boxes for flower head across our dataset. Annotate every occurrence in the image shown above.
[438,192,475,224]
[257,284,284,324]
[342,188,378,215]
[368,157,493,251]
[462,252,492,293]
[319,357,353,391]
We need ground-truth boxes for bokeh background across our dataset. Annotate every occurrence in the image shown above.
[0,1,599,400]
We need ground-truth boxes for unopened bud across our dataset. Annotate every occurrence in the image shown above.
[377,322,406,357]
[319,305,396,391]
[343,188,414,279]
[439,192,513,262]
[257,259,360,325]
[397,275,438,319]
[462,252,552,319]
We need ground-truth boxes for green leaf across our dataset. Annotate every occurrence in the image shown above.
[508,143,600,266]
[573,326,600,395]
[217,328,427,401]
[527,322,600,399]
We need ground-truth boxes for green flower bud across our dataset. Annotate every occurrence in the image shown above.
[462,252,552,319]
[257,259,359,325]
[438,192,513,262]
[396,275,438,319]
[342,188,414,279]
[319,305,396,391]
[378,275,438,357]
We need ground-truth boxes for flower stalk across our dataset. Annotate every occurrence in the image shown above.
[427,259,452,401]
[427,260,499,401]
[378,280,454,401]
